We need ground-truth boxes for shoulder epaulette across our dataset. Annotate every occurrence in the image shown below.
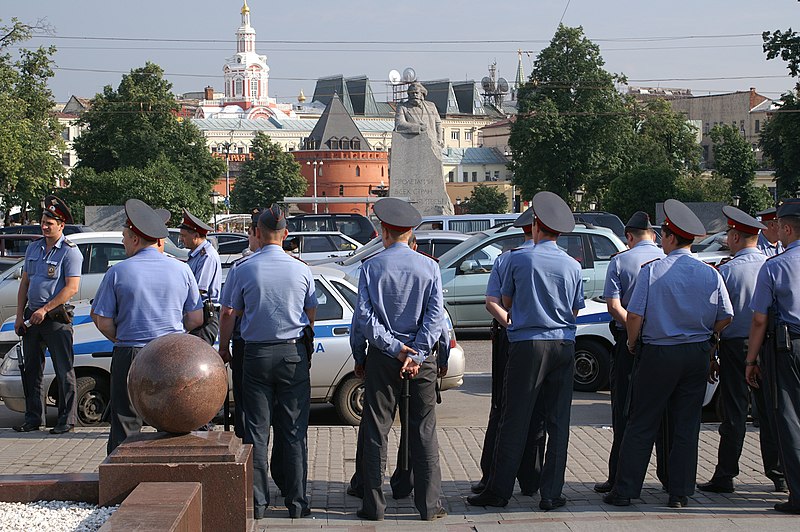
[640,257,660,268]
[766,250,787,261]
[199,247,207,256]
[610,248,630,258]
[715,257,732,269]
[64,238,76,248]
[289,253,307,265]
[416,250,439,263]
[361,250,384,263]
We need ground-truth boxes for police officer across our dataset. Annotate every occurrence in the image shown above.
[603,199,733,509]
[746,198,800,514]
[91,199,203,454]
[756,207,784,257]
[354,198,447,521]
[469,191,584,511]
[698,206,785,493]
[13,196,83,435]
[179,209,222,345]
[594,211,665,494]
[220,205,316,520]
[474,207,546,498]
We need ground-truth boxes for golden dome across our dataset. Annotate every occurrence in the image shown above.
[241,0,250,14]
[298,89,306,103]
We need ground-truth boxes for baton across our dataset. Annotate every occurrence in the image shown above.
[400,371,411,471]
[224,362,231,431]
[16,336,27,400]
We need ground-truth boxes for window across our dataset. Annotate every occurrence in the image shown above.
[457,235,523,274]
[589,234,618,261]
[494,171,500,181]
[462,172,468,183]
[755,119,760,133]
[313,281,343,320]
[234,79,243,97]
[330,235,358,252]
[330,280,357,310]
[451,130,460,140]
[61,152,71,166]
[61,128,70,141]
[355,166,360,177]
[465,130,473,141]
[704,122,709,135]
[556,234,584,265]
[250,79,258,99]
[88,244,128,274]
[302,236,333,253]
[381,167,385,177]
[472,172,478,182]
[416,241,433,256]
[451,219,491,233]
[448,171,455,183]
[432,240,460,257]
[484,171,491,181]
[351,138,360,150]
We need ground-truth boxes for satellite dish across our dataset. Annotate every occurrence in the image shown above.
[402,67,417,83]
[388,69,402,85]
[481,76,493,92]
[497,78,509,94]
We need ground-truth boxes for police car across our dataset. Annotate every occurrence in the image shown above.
[0,268,465,427]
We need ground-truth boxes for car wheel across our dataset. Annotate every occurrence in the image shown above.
[76,375,110,427]
[334,375,365,426]
[573,339,610,392]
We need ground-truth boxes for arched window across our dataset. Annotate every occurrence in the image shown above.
[355,166,361,177]
[250,79,258,99]
[327,137,338,149]
[351,138,360,150]
[381,166,385,177]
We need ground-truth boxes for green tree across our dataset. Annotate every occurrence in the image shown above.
[631,98,702,175]
[230,133,306,212]
[605,165,680,221]
[72,62,223,219]
[464,184,508,214]
[0,18,64,223]
[709,124,772,214]
[509,25,630,207]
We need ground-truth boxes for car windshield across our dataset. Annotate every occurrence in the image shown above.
[336,237,383,266]
[164,238,190,259]
[437,231,493,267]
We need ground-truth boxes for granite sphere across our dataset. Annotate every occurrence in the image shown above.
[128,333,227,433]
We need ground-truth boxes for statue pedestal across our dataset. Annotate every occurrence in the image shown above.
[389,132,454,216]
[99,431,253,532]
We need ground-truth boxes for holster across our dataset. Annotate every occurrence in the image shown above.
[46,304,74,325]
[202,299,215,326]
[776,322,792,354]
[609,321,622,343]
[302,325,315,364]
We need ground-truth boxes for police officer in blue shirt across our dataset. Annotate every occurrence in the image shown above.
[469,191,584,511]
[221,204,317,520]
[604,199,733,509]
[354,198,447,521]
[595,211,666,494]
[698,206,785,494]
[746,198,800,514]
[91,199,203,454]
[13,196,83,435]
[180,209,222,345]
[756,208,784,257]
[474,207,546,498]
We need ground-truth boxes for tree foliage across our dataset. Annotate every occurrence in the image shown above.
[0,18,64,223]
[464,184,508,214]
[230,133,306,212]
[509,25,630,207]
[710,124,772,214]
[72,62,223,220]
[630,98,702,175]
[604,166,680,222]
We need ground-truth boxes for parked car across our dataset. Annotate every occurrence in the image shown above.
[0,224,92,235]
[416,214,518,233]
[573,212,626,240]
[434,224,626,328]
[286,213,377,244]
[0,234,42,258]
[220,231,362,266]
[0,268,465,426]
[209,231,248,245]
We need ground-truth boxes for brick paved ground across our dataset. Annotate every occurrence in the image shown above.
[0,425,795,530]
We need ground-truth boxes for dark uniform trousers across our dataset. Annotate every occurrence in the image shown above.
[243,341,310,517]
[478,323,545,493]
[767,337,800,507]
[190,312,220,346]
[608,329,671,487]
[21,310,77,427]
[614,342,708,498]
[711,338,783,484]
[486,339,574,501]
[359,346,442,520]
[108,346,143,454]
[232,337,287,494]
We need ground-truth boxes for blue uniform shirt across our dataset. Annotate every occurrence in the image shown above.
[350,309,450,367]
[226,245,317,343]
[485,239,535,299]
[500,239,585,342]
[750,239,800,334]
[187,239,221,304]
[23,235,83,310]
[220,247,259,341]
[92,247,203,347]
[356,242,444,365]
[627,248,733,345]
[717,247,766,339]
[757,232,784,257]
[603,240,665,329]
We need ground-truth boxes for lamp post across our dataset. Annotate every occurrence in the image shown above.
[307,160,323,214]
[210,191,220,231]
[222,141,233,216]
[573,188,585,209]
[732,195,741,207]
[589,200,597,211]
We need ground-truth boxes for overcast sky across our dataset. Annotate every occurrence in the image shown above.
[7,0,800,104]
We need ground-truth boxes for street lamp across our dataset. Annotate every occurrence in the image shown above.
[307,160,323,214]
[732,195,741,207]
[573,188,585,209]
[222,141,233,216]
[589,200,597,211]
[210,191,221,230]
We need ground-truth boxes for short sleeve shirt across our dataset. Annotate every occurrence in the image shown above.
[24,235,83,309]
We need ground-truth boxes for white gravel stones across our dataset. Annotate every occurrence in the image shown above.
[0,501,117,532]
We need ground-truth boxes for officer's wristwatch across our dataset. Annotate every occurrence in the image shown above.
[745,359,758,367]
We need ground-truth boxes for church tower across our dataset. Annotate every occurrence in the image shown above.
[223,0,270,110]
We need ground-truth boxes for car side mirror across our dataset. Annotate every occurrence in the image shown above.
[459,260,478,274]
[11,267,22,280]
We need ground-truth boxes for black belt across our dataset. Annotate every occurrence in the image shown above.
[790,332,800,342]
[248,338,300,347]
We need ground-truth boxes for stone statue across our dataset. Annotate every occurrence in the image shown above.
[389,82,454,215]
[394,82,443,148]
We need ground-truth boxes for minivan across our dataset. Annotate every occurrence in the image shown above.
[286,214,377,244]
[416,214,518,233]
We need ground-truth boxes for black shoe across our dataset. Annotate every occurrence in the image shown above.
[356,509,383,521]
[696,480,734,493]
[392,490,412,500]
[539,497,566,511]
[466,491,508,508]
[520,488,537,497]
[594,480,614,493]
[49,424,74,435]
[289,507,311,519]
[346,485,363,498]
[773,479,789,493]
[12,423,40,433]
[254,506,267,519]
[602,492,631,506]
[774,501,800,514]
[423,507,447,521]
[470,480,486,494]
[668,495,688,508]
